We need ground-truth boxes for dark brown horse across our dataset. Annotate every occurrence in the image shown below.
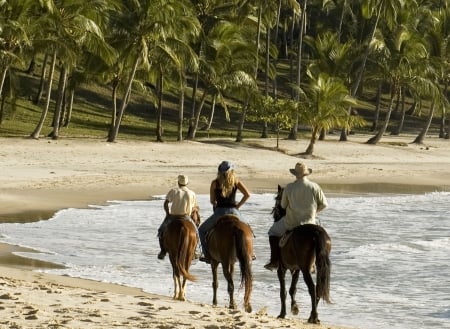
[272,185,331,323]
[206,214,253,312]
[162,209,200,301]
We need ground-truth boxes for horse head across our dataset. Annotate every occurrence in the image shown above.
[191,208,201,227]
[272,184,286,222]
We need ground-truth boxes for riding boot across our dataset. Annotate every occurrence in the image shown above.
[264,236,280,271]
[157,235,166,260]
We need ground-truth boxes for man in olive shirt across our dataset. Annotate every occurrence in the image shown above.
[264,162,327,270]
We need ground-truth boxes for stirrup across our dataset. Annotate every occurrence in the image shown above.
[264,261,278,271]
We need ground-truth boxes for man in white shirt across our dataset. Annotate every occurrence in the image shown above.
[157,175,199,260]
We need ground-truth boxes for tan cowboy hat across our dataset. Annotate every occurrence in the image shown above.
[178,175,189,186]
[289,162,312,177]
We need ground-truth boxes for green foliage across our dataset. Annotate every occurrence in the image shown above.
[247,95,296,131]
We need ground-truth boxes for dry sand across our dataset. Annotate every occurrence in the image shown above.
[1,134,449,328]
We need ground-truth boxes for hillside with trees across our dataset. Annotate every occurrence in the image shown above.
[1,0,449,156]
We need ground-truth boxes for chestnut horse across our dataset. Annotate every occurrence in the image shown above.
[206,215,253,312]
[272,185,331,323]
[162,209,200,301]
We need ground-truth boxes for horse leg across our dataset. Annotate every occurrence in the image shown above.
[277,267,287,318]
[289,269,300,315]
[179,277,187,301]
[173,274,179,300]
[211,262,219,306]
[222,261,236,309]
[170,255,180,300]
[302,269,319,324]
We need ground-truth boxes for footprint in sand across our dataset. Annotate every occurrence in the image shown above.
[0,293,13,300]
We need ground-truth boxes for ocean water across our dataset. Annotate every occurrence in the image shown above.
[0,192,449,329]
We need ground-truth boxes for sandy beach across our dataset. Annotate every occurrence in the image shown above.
[1,134,449,328]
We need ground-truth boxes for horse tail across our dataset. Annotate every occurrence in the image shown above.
[314,227,331,303]
[177,225,196,282]
[234,227,252,293]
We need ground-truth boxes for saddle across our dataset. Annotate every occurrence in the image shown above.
[205,214,241,243]
[279,231,293,247]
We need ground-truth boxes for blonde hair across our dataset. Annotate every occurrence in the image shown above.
[217,170,237,198]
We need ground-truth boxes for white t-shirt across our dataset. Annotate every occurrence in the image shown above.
[166,186,198,216]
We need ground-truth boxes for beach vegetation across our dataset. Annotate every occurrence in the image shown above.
[0,0,448,151]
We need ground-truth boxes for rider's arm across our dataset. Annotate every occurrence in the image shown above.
[235,180,250,210]
[163,199,170,216]
[209,180,217,208]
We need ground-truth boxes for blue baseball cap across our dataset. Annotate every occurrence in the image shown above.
[218,160,234,173]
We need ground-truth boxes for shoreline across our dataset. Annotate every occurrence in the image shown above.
[1,135,449,328]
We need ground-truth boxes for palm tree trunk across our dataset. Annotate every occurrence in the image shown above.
[370,83,382,131]
[341,4,383,141]
[439,81,448,138]
[0,96,6,124]
[190,74,199,118]
[156,68,164,142]
[0,66,8,98]
[34,53,48,104]
[186,89,207,140]
[30,50,57,139]
[205,94,216,131]
[236,105,247,142]
[108,79,119,140]
[177,76,186,141]
[261,24,271,138]
[367,84,397,145]
[413,101,435,144]
[391,88,406,135]
[289,0,307,141]
[108,56,140,142]
[64,88,74,127]
[337,0,348,43]
[271,0,282,96]
[304,127,318,155]
[50,65,68,139]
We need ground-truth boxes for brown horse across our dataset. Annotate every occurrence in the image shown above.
[206,214,253,312]
[162,209,200,301]
[272,185,332,324]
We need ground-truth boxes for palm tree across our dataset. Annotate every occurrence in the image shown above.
[340,0,408,141]
[412,4,450,144]
[30,0,116,139]
[186,21,256,140]
[0,0,34,100]
[107,0,199,142]
[366,2,436,144]
[298,72,367,156]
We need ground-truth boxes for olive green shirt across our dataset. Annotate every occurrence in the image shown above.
[281,177,327,230]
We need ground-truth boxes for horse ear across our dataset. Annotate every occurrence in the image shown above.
[278,184,281,192]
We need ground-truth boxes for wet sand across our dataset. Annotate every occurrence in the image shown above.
[1,134,449,328]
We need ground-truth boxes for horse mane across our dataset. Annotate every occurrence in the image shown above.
[272,185,286,222]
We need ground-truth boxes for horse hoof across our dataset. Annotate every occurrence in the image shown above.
[245,305,252,313]
[291,304,299,315]
[308,317,320,324]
